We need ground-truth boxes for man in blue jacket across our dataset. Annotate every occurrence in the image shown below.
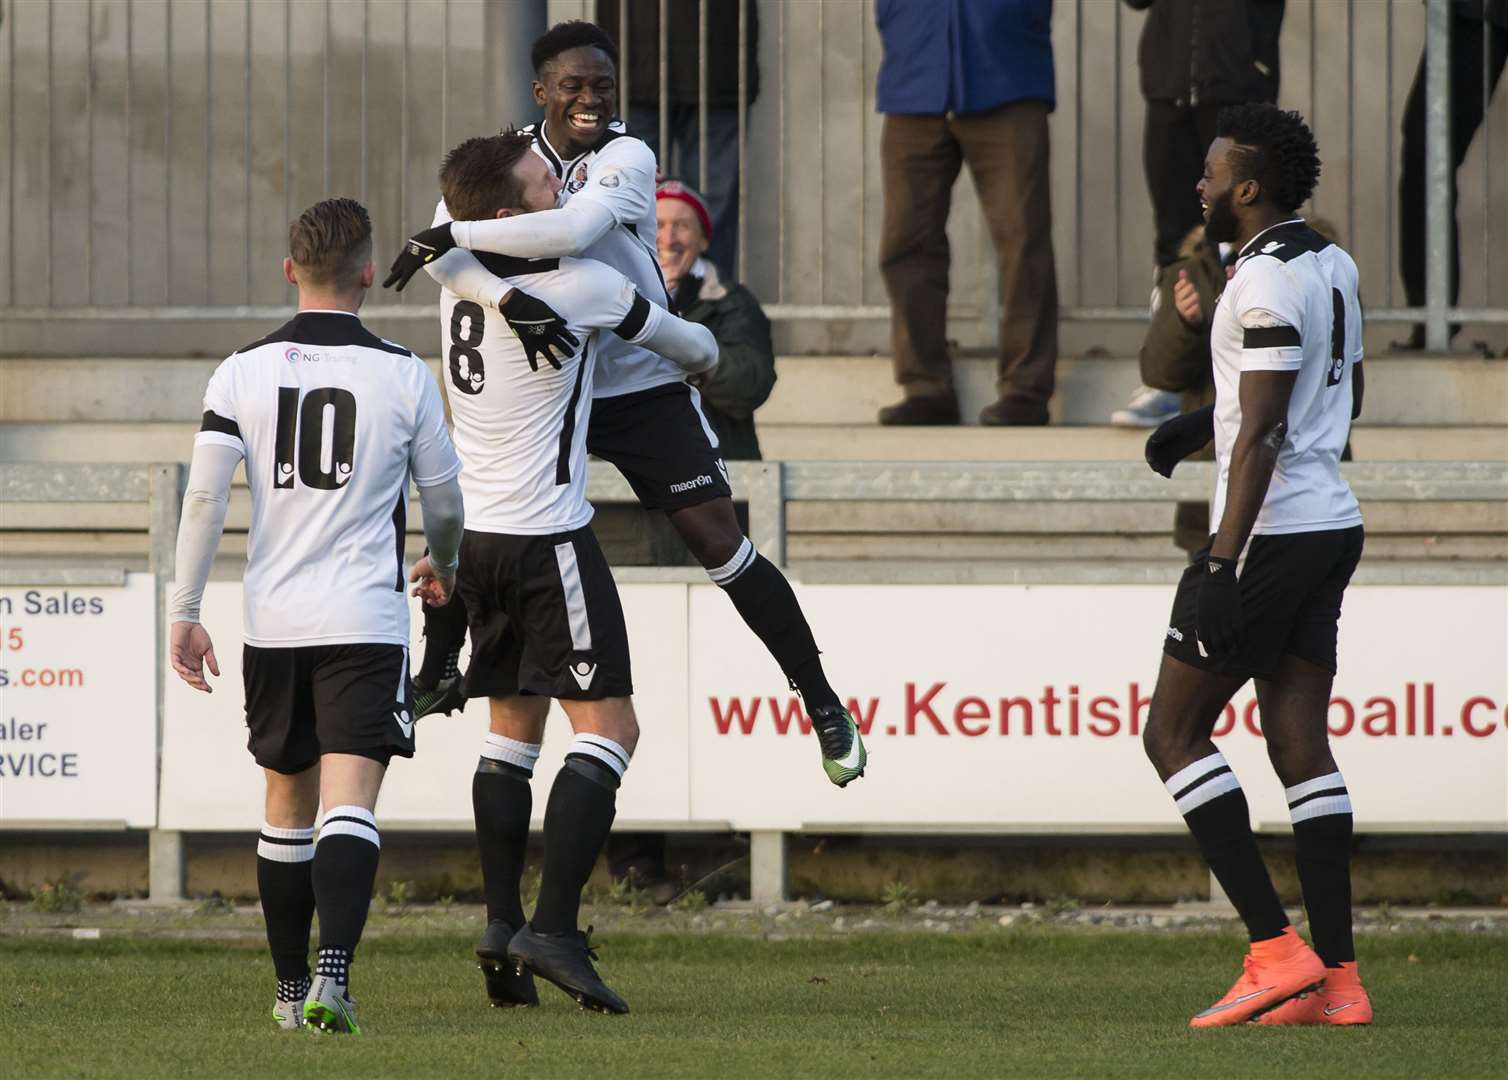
[875,0,1059,426]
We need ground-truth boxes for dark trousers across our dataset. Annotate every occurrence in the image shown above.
[1399,16,1508,310]
[631,104,742,278]
[879,102,1058,404]
[1143,101,1223,268]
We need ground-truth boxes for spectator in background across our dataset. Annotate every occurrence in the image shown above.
[874,0,1059,427]
[608,179,776,902]
[1112,0,1284,428]
[655,180,776,460]
[599,0,759,279]
[1395,0,1507,351]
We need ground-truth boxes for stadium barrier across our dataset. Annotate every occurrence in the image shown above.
[3,460,1505,901]
[2,0,1505,355]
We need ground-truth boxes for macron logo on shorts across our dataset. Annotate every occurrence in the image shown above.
[669,474,715,495]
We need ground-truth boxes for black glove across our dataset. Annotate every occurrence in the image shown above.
[1195,555,1243,660]
[502,288,579,371]
[1145,404,1215,478]
[382,224,457,291]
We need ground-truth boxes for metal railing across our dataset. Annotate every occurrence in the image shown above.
[1,0,1504,348]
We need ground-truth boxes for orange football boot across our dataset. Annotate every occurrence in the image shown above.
[1189,926,1328,1028]
[1257,961,1372,1026]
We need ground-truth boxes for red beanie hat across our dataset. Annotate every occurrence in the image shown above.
[656,180,712,241]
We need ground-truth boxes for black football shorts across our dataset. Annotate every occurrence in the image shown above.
[1163,525,1365,679]
[456,525,633,701]
[242,642,415,774]
[586,381,732,511]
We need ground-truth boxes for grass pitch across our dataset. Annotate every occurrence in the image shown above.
[6,924,1505,1078]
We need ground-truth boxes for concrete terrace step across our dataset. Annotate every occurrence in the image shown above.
[9,492,1503,537]
[754,425,1508,462]
[2,354,1505,427]
[1,421,1504,465]
[760,355,1508,428]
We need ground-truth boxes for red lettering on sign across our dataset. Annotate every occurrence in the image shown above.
[906,682,948,735]
[1461,697,1500,738]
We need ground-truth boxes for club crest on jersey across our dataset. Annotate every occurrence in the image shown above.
[566,161,590,194]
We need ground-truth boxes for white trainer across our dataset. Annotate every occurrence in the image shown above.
[1110,385,1181,428]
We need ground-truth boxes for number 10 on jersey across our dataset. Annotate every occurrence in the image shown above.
[274,386,359,491]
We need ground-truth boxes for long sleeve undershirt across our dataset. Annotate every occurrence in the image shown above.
[169,440,243,624]
[416,476,465,574]
[450,200,618,261]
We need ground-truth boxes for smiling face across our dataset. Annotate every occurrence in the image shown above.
[656,199,707,284]
[1198,137,1253,245]
[534,46,616,156]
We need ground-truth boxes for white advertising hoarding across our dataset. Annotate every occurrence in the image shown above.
[0,576,159,827]
[159,580,1508,834]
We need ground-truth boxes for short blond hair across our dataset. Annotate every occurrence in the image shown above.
[288,198,372,288]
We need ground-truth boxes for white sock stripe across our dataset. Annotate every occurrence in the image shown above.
[260,823,316,840]
[258,838,316,863]
[568,734,631,778]
[1174,771,1243,815]
[322,804,376,827]
[481,735,542,771]
[318,820,382,848]
[1163,752,1230,798]
[708,537,756,586]
[1285,771,1347,804]
[1290,794,1354,824]
[574,732,631,765]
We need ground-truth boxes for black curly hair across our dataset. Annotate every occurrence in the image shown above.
[1215,103,1321,214]
[531,20,618,74]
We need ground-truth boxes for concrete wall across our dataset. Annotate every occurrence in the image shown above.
[2,0,1506,355]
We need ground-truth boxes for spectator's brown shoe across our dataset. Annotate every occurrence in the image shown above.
[877,395,960,425]
[979,396,1050,426]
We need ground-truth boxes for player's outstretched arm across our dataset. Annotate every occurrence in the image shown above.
[619,296,719,375]
[452,199,617,261]
[168,440,242,692]
[384,203,618,292]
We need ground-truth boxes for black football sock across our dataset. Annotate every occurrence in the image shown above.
[312,805,381,989]
[708,540,841,712]
[474,734,541,929]
[531,734,630,936]
[1286,770,1356,966]
[256,823,316,994]
[1165,752,1289,942]
[416,592,468,688]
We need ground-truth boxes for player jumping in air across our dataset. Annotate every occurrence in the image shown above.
[1142,104,1371,1028]
[409,131,718,1013]
[168,199,465,1034]
[383,19,866,789]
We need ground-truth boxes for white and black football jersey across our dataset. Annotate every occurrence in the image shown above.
[1209,219,1365,536]
[432,119,680,398]
[197,311,461,647]
[438,255,672,535]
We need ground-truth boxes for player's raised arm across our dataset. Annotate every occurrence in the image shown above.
[578,261,717,374]
[420,197,513,308]
[168,379,246,693]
